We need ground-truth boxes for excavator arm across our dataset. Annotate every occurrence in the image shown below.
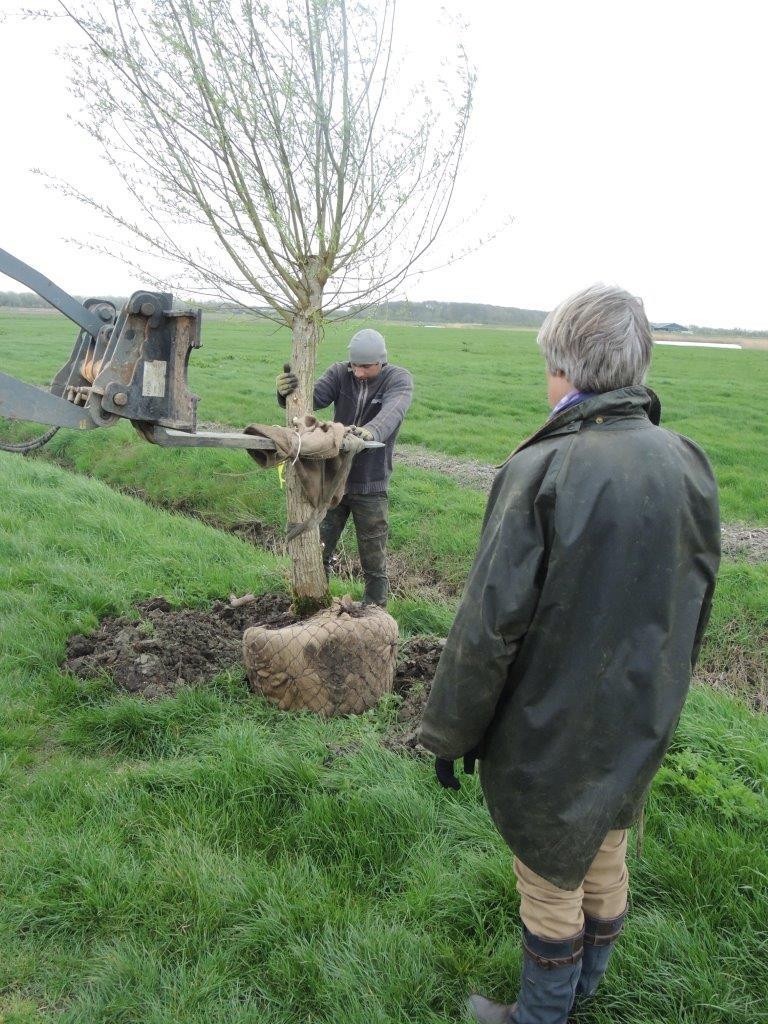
[0,247,382,455]
[0,246,205,440]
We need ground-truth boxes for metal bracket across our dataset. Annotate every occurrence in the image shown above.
[86,293,201,431]
[139,424,385,452]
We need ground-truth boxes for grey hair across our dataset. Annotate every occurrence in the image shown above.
[537,284,653,392]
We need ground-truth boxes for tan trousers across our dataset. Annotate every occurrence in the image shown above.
[514,829,628,940]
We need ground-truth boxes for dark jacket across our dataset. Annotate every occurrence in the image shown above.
[281,361,413,495]
[418,388,720,889]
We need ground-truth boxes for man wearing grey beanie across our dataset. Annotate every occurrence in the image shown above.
[276,328,413,606]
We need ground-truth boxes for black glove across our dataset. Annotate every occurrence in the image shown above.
[276,362,299,398]
[435,757,461,790]
[435,749,480,790]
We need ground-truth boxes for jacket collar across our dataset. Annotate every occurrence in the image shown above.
[502,386,662,464]
[548,386,661,429]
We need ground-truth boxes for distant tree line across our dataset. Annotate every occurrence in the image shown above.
[0,291,131,310]
[2,291,764,337]
[347,299,548,327]
[1,290,547,326]
[686,324,768,339]
[0,291,265,314]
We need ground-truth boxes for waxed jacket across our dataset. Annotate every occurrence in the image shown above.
[418,387,721,889]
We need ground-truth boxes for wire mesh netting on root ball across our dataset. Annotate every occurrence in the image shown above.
[243,596,399,716]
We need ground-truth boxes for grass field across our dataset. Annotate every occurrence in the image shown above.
[1,310,767,1022]
[1,310,766,676]
[1,310,766,522]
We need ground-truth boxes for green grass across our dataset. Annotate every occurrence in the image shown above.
[1,310,766,522]
[702,561,768,704]
[1,453,767,1023]
[2,312,766,682]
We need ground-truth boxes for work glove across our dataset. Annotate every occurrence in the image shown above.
[340,431,367,455]
[276,363,299,398]
[345,424,374,442]
[434,750,479,791]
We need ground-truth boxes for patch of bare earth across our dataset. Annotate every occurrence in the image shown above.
[62,593,446,726]
[64,593,294,697]
[63,595,448,743]
[720,525,768,563]
[696,619,768,714]
[382,636,445,753]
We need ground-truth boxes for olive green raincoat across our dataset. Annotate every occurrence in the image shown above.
[418,387,720,889]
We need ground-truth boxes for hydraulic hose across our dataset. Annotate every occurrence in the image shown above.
[0,426,59,454]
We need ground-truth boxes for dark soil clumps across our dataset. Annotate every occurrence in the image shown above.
[394,636,445,692]
[64,593,294,697]
[64,594,448,740]
[383,636,446,753]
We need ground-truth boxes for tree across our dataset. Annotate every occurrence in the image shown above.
[53,0,473,614]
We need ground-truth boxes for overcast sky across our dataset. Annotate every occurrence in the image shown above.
[1,0,766,328]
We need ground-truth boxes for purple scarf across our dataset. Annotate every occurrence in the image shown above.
[549,389,596,419]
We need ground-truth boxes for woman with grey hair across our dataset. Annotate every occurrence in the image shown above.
[418,284,720,1024]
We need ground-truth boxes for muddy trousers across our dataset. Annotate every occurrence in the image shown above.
[319,493,389,606]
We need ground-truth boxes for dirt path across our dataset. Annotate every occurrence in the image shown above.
[395,444,768,563]
[719,526,768,562]
[200,424,766,562]
[395,444,499,493]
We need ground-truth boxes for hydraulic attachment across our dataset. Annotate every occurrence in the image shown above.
[0,248,382,456]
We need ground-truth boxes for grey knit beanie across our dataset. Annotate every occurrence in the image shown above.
[348,328,387,364]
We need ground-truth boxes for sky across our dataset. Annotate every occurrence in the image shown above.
[0,0,766,329]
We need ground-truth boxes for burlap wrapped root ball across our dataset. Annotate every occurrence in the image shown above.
[243,597,399,716]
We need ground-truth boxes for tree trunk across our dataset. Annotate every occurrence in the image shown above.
[285,311,331,617]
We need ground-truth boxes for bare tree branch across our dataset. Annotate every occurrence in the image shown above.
[47,0,473,324]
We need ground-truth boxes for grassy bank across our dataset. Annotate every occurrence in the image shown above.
[1,453,766,1024]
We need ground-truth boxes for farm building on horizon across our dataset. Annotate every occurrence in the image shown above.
[651,322,690,333]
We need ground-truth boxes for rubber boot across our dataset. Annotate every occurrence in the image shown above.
[570,907,626,1012]
[468,927,583,1024]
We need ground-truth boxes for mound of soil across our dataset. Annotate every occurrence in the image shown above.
[383,636,446,753]
[63,593,294,697]
[63,592,447,741]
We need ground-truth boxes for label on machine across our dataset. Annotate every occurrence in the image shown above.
[142,360,168,398]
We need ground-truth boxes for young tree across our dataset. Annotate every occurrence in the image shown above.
[53,0,473,614]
